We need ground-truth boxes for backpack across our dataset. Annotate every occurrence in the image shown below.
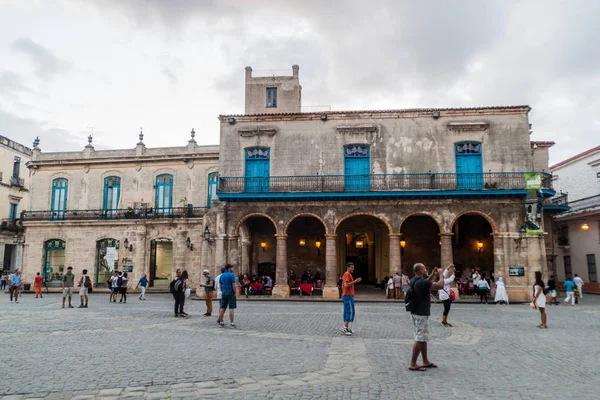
[84,276,92,288]
[404,279,419,312]
[170,278,183,294]
[117,276,123,287]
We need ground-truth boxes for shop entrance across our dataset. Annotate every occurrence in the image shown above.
[149,238,172,288]
[96,238,119,287]
[43,239,66,287]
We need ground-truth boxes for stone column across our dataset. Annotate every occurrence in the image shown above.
[272,234,290,298]
[323,234,338,299]
[227,235,239,269]
[388,234,401,277]
[440,233,454,268]
[0,243,5,270]
[14,244,23,271]
[214,234,227,270]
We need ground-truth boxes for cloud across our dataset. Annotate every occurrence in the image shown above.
[161,68,178,84]
[0,71,31,95]
[0,109,82,152]
[11,37,70,81]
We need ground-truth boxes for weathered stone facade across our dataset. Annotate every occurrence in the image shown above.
[21,133,218,291]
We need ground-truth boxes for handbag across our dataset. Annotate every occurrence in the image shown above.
[529,301,536,309]
[442,288,456,302]
[184,288,191,298]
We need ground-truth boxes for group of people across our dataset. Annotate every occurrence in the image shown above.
[197,265,237,327]
[383,272,410,299]
[239,274,273,297]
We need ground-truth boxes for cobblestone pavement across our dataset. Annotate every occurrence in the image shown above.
[2,292,599,399]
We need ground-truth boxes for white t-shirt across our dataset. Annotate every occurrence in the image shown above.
[215,274,222,299]
[439,271,455,301]
[573,277,584,287]
[477,279,490,290]
[387,278,394,290]
[111,275,119,288]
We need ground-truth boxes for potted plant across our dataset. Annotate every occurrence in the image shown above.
[557,235,569,246]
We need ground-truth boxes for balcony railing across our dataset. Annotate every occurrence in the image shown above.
[0,219,20,232]
[10,176,25,187]
[22,206,209,222]
[567,194,600,213]
[218,172,553,195]
[550,192,568,206]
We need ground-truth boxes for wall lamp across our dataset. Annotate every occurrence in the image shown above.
[203,226,215,245]
[186,237,194,251]
[260,241,267,252]
[315,240,322,256]
[228,117,236,125]
[123,238,133,252]
[400,239,406,255]
[320,114,328,121]
[581,222,589,231]
[355,240,364,249]
[477,240,484,253]
[514,227,527,250]
[299,238,306,246]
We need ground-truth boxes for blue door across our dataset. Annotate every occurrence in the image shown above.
[155,174,173,215]
[207,172,219,207]
[455,142,483,189]
[103,176,121,217]
[344,145,370,191]
[244,148,270,192]
[51,178,68,220]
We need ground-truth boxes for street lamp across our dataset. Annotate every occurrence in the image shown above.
[315,240,322,256]
[203,226,215,245]
[260,241,267,252]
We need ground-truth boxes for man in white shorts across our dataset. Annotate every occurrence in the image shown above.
[78,269,91,308]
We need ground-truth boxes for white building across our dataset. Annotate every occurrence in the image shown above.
[550,145,600,292]
[0,135,32,272]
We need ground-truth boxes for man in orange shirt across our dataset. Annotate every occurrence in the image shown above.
[34,272,43,298]
[340,262,361,336]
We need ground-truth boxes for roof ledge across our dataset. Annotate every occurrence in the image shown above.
[447,122,489,132]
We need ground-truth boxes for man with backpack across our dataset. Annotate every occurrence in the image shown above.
[78,269,92,308]
[406,263,445,371]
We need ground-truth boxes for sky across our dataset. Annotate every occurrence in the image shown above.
[0,0,599,164]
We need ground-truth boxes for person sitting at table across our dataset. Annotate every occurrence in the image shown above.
[240,274,251,298]
[301,270,309,283]
[290,269,296,282]
[263,276,273,294]
[249,280,263,295]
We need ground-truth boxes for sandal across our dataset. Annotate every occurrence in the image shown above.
[420,363,438,368]
[537,325,547,329]
[408,366,427,372]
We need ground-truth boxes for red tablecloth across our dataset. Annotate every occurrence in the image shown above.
[250,283,263,293]
[299,283,313,295]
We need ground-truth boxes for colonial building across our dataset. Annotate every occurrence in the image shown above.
[0,135,31,272]
[203,65,556,300]
[21,132,219,290]
[550,146,600,293]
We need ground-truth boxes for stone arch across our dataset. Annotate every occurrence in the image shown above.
[450,210,498,233]
[398,212,443,233]
[233,212,279,236]
[334,212,393,234]
[284,212,329,235]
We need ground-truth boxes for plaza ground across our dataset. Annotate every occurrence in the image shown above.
[2,291,599,399]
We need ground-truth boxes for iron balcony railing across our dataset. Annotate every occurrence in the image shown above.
[566,194,600,213]
[22,206,209,222]
[550,192,568,206]
[218,172,553,194]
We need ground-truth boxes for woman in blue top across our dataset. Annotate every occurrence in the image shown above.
[136,274,149,300]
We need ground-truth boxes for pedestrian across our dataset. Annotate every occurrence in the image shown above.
[171,269,185,317]
[494,276,509,305]
[563,276,576,306]
[136,274,148,300]
[119,272,128,303]
[43,275,49,294]
[199,269,215,316]
[217,264,237,328]
[547,275,558,305]
[109,271,119,303]
[393,272,402,300]
[573,274,584,301]
[34,272,43,298]
[62,266,75,308]
[0,273,6,291]
[386,276,394,299]
[78,269,91,308]
[9,269,22,303]
[477,274,491,304]
[340,262,361,336]
[408,263,445,371]
[401,273,410,294]
[215,267,224,302]
[532,271,547,328]
[438,263,456,327]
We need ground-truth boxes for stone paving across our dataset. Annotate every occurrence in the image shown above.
[1,291,599,399]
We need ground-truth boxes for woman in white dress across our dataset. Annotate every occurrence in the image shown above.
[494,277,509,304]
[532,271,547,329]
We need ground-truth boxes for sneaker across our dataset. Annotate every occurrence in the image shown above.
[62,305,65,308]
[180,312,189,317]
[347,327,353,334]
[230,323,235,328]
[203,312,211,316]
[83,305,88,308]
[340,326,352,336]
[219,321,225,327]
[78,305,84,308]
[175,313,180,317]
[68,305,74,308]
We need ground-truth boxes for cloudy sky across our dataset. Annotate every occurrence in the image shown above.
[1,0,599,164]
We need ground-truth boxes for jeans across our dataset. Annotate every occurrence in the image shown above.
[174,292,185,315]
[342,295,355,323]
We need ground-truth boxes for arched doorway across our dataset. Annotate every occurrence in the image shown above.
[451,213,494,279]
[43,239,65,287]
[238,215,278,281]
[150,238,172,288]
[285,215,327,285]
[400,215,441,275]
[335,215,391,283]
[96,238,119,287]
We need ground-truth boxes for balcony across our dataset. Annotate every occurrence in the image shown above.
[218,172,554,201]
[543,192,570,214]
[0,219,20,232]
[22,206,209,222]
[10,176,25,187]
[566,194,600,214]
